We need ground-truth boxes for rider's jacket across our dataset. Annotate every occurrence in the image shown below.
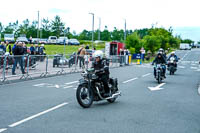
[152,54,167,65]
[167,55,178,62]
[92,58,110,75]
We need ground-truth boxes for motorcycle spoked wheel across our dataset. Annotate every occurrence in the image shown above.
[76,84,94,108]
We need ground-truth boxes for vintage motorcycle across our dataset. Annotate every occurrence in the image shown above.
[167,57,177,75]
[76,68,121,108]
[154,64,165,84]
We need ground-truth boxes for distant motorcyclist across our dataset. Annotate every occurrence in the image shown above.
[152,52,167,78]
[167,51,178,68]
[92,50,110,97]
[158,48,167,60]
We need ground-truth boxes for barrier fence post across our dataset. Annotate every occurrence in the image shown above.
[26,55,31,79]
[2,55,7,82]
[45,55,48,76]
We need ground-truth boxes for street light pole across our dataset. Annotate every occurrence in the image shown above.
[98,17,101,40]
[64,29,67,56]
[89,13,94,49]
[37,11,40,42]
[124,19,126,41]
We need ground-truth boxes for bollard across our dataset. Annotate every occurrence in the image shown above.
[137,59,140,65]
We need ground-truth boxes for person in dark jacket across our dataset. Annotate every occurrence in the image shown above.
[0,42,6,53]
[92,50,110,97]
[23,42,28,55]
[30,44,35,55]
[152,52,167,78]
[12,42,26,75]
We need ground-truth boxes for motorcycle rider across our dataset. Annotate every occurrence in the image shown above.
[92,50,110,97]
[158,48,167,60]
[167,51,178,68]
[152,52,167,78]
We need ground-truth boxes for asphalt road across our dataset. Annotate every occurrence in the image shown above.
[0,49,200,133]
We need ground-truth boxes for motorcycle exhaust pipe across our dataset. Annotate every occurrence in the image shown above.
[105,91,121,100]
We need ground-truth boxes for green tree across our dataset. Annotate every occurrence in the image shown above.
[181,39,194,44]
[143,35,161,54]
[101,26,111,41]
[125,32,141,53]
[51,15,65,37]
[41,18,51,38]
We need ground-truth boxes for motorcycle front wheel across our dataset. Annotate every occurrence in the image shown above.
[76,84,94,108]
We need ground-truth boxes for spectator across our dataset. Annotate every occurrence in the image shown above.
[120,49,125,66]
[35,44,39,55]
[23,42,28,55]
[85,45,89,49]
[39,44,46,55]
[12,42,26,75]
[12,42,17,53]
[30,44,35,55]
[77,45,86,68]
[29,36,32,44]
[6,41,12,55]
[0,41,6,52]
[39,44,46,61]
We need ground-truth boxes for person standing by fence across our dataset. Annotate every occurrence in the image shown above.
[77,45,86,68]
[12,42,26,75]
[6,41,12,55]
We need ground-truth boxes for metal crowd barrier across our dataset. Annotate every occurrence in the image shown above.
[0,54,132,84]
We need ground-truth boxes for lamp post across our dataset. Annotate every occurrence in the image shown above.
[89,13,94,49]
[64,29,67,56]
[37,11,40,43]
[124,19,126,41]
[98,17,101,40]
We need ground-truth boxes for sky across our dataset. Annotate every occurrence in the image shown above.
[0,0,200,41]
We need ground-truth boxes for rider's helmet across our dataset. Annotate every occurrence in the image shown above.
[171,51,175,55]
[159,48,164,54]
[93,50,103,60]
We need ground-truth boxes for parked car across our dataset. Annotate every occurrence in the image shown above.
[39,39,48,44]
[57,37,68,45]
[32,38,39,44]
[16,37,29,43]
[4,34,15,43]
[68,39,80,45]
[48,36,57,44]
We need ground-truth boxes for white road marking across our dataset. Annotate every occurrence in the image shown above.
[55,85,59,88]
[142,73,151,77]
[178,66,185,69]
[63,85,73,89]
[0,128,7,133]
[33,83,46,87]
[8,102,68,128]
[73,88,77,90]
[190,67,198,69]
[123,77,138,84]
[198,85,200,95]
[148,83,166,91]
[65,81,78,85]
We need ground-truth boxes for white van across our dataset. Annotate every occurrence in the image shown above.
[48,36,57,44]
[4,34,15,43]
[180,43,191,50]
